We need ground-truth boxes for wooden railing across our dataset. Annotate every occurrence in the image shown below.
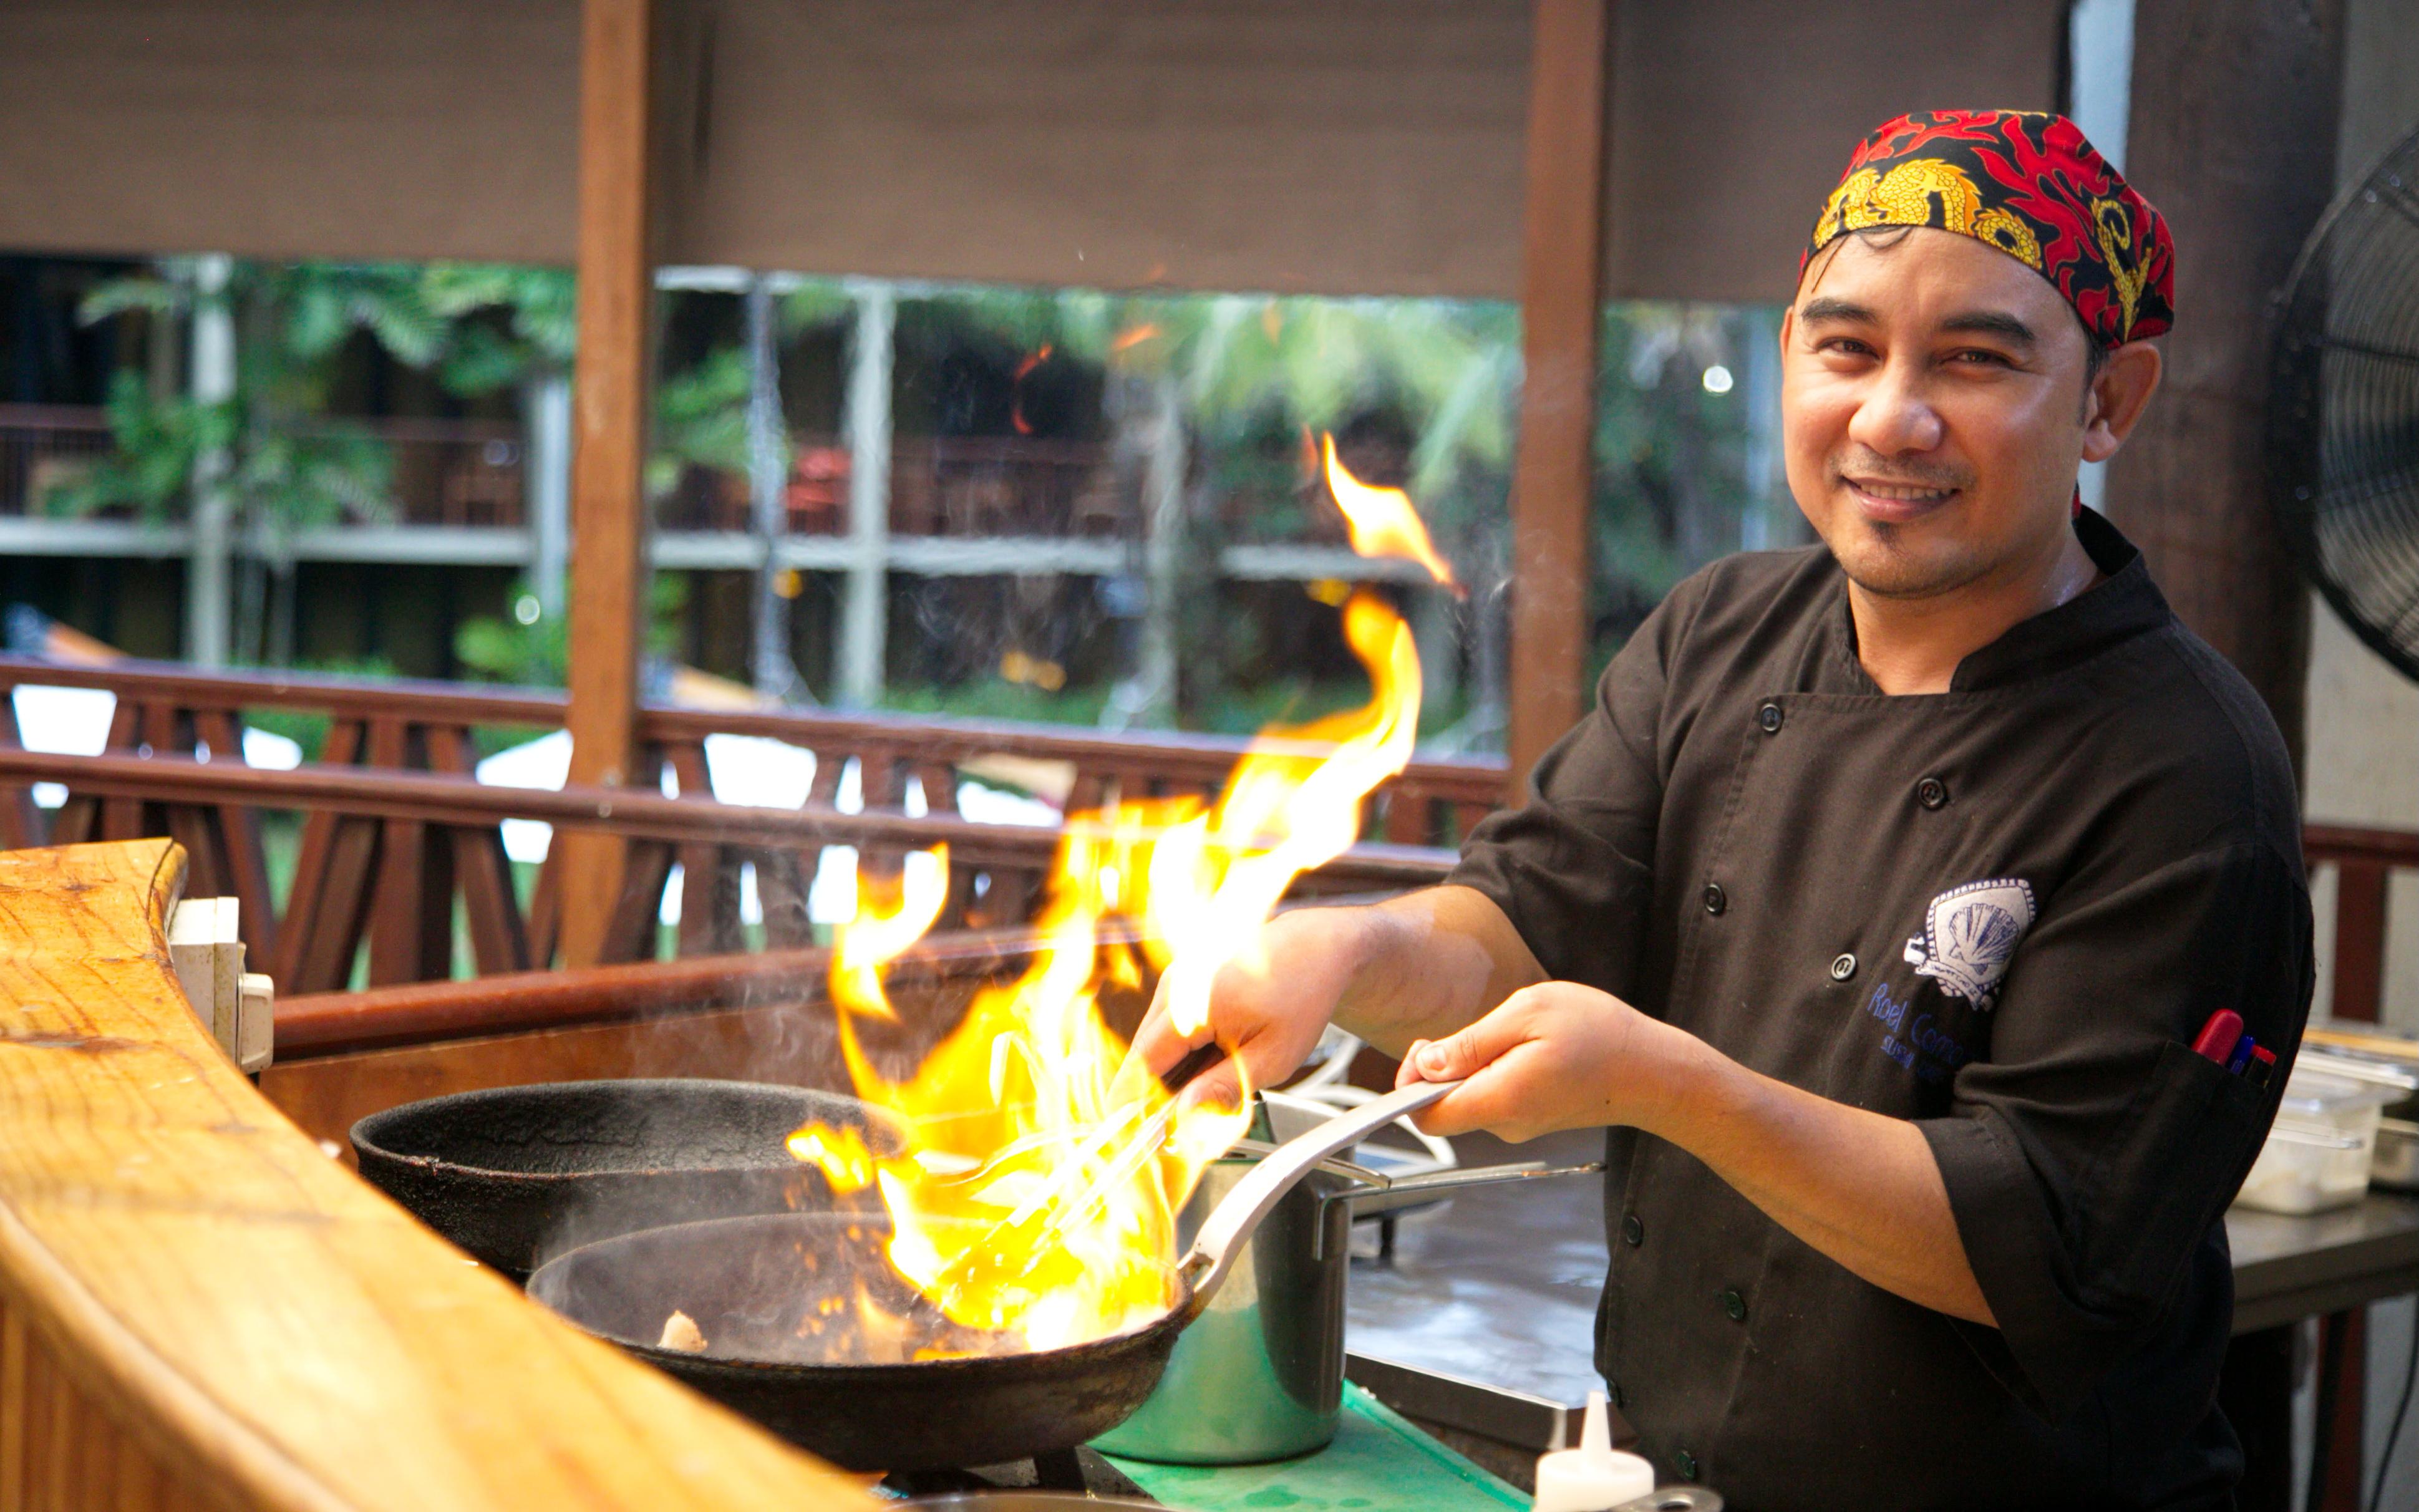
[0,404,526,526]
[6,407,1130,540]
[0,654,1485,994]
[3,655,2403,1034]
[0,402,115,516]
[256,926,1075,1148]
[2304,823,2419,1025]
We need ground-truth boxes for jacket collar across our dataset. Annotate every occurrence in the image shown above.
[1818,508,2173,694]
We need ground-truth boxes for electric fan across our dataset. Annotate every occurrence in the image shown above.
[2270,122,2419,682]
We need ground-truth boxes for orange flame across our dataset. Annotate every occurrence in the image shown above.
[1109,323,1162,354]
[1322,434,1459,591]
[1012,345,1054,435]
[791,457,1455,1352]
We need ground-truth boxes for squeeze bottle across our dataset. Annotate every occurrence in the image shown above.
[1533,1390,1655,1511]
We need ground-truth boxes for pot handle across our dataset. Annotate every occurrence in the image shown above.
[1176,1078,1460,1312]
[1329,1159,1606,1218]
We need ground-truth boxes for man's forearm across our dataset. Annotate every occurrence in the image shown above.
[1643,1034,1995,1325]
[1330,886,1545,1059]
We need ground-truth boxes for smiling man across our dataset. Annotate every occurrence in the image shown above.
[1138,111,2312,1510]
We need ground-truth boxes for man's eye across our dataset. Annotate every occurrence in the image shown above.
[1950,349,2012,367]
[1818,338,1874,357]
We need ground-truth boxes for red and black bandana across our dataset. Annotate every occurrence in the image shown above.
[1801,109,2175,346]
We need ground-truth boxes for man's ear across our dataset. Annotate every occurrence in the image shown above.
[2081,341,2163,463]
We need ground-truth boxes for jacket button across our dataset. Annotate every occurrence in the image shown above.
[1702,883,1727,916]
[1830,952,1857,982]
[1917,776,1949,809]
[1757,702,1783,734]
[1622,1213,1645,1246]
[1675,1449,1700,1481]
[1722,1288,1748,1322]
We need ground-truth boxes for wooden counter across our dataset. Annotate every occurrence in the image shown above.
[0,840,876,1511]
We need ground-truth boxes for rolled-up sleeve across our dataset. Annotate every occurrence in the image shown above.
[1447,582,1693,999]
[1920,840,2312,1418]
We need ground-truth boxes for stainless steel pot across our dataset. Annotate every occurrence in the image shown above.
[1091,1137,1600,1465]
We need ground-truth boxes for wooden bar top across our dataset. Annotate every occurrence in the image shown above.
[0,840,875,1511]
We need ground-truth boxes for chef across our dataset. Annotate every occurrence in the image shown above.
[1137,110,2312,1510]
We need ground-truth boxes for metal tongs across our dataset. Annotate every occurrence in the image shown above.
[1027,1040,1231,1248]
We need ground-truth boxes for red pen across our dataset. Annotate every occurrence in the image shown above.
[2191,1009,2244,1064]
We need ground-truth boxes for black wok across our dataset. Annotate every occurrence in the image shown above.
[351,1078,891,1276]
[525,1076,1460,1471]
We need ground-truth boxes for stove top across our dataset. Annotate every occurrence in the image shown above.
[877,1446,1151,1501]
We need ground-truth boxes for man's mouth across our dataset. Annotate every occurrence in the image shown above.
[1842,477,1962,521]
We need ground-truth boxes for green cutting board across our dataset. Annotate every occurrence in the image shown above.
[1100,1382,1529,1511]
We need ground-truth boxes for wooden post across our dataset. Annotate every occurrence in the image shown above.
[1505,0,1611,797]
[2119,14,2349,1505]
[2105,0,2347,773]
[559,0,657,967]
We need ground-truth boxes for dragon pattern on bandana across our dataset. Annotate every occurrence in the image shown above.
[1803,109,2175,346]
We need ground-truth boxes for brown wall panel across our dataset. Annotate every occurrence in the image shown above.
[1604,0,2067,303]
[0,0,2061,303]
[0,0,583,267]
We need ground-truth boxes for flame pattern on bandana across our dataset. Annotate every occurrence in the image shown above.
[1803,110,2175,346]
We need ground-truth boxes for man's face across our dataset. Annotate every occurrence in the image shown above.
[1782,228,2098,599]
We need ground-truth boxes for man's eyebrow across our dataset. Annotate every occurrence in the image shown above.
[1938,310,2038,346]
[1796,297,1873,324]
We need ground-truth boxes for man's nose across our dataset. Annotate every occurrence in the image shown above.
[1846,358,1945,457]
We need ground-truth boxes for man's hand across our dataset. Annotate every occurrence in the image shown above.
[1130,907,1373,1112]
[1395,981,1692,1141]
[1129,886,1549,1112]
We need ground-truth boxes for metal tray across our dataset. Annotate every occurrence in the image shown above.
[2373,1116,2419,1193]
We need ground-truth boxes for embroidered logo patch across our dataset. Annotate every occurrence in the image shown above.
[1903,878,2037,1011]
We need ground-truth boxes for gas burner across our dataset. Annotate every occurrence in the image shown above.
[879,1446,1151,1500]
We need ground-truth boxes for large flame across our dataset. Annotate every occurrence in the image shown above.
[1322,434,1460,592]
[790,437,1455,1351]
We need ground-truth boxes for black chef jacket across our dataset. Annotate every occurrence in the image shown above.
[1450,509,2312,1512]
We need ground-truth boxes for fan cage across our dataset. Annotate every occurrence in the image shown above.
[2269,124,2419,685]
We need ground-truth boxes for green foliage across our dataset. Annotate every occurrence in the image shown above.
[232,425,395,556]
[452,573,688,690]
[779,279,858,336]
[41,371,223,521]
[277,263,445,366]
[880,678,1115,727]
[647,346,755,499]
[240,654,399,760]
[904,283,1516,506]
[455,603,569,687]
[418,263,579,394]
[50,262,422,541]
[1174,295,1517,497]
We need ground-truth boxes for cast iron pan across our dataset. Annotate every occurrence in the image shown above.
[351,1078,891,1276]
[526,1075,1458,1471]
[526,1210,1191,1472]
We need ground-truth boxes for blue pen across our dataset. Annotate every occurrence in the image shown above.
[2226,1034,2258,1076]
